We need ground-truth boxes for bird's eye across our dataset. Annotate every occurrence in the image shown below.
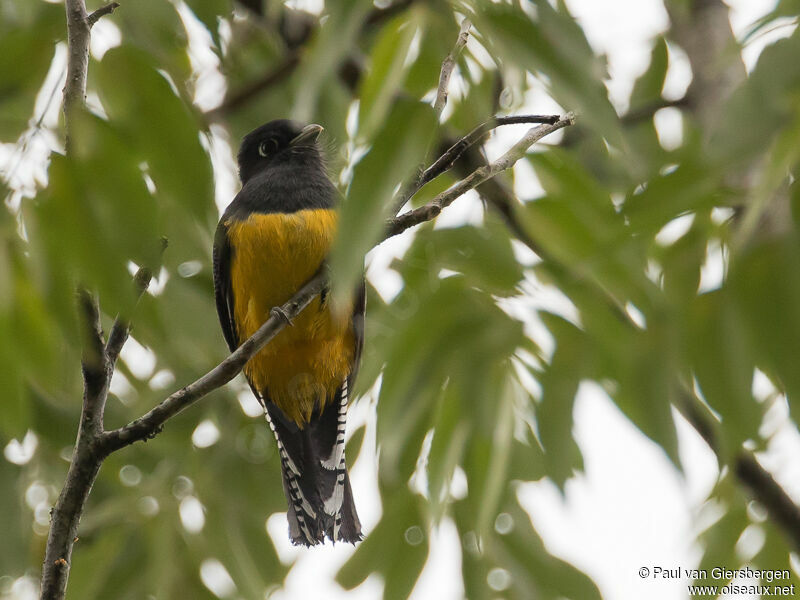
[258,139,279,157]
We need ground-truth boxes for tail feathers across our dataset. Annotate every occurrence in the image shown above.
[264,382,362,546]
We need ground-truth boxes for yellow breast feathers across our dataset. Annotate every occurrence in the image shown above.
[226,209,354,424]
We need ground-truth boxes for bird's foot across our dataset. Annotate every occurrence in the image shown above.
[270,306,294,326]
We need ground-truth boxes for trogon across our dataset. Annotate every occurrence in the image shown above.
[212,120,364,546]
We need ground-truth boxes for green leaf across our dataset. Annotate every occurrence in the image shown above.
[625,37,670,177]
[623,160,722,237]
[710,28,800,166]
[0,362,26,437]
[290,0,374,122]
[400,223,524,296]
[0,458,29,575]
[742,0,800,43]
[426,385,470,519]
[754,520,800,591]
[447,60,498,134]
[536,313,588,488]
[338,485,429,598]
[345,424,367,463]
[609,316,681,468]
[728,236,800,415]
[95,46,215,245]
[522,150,653,309]
[493,503,603,600]
[29,113,161,318]
[404,8,459,100]
[0,7,62,141]
[68,527,130,599]
[329,99,437,303]
[184,0,231,46]
[357,12,421,141]
[695,486,748,584]
[113,0,192,83]
[689,291,762,451]
[472,1,620,144]
[658,216,708,302]
[629,37,668,111]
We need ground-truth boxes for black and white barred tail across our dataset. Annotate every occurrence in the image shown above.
[263,379,362,546]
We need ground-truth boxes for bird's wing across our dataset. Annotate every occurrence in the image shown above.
[212,220,239,353]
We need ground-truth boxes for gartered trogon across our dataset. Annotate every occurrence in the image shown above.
[212,120,364,546]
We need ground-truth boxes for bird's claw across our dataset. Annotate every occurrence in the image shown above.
[271,306,294,326]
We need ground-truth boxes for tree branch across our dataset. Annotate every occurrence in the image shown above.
[87,2,120,28]
[43,287,114,597]
[106,238,167,367]
[735,455,800,552]
[41,2,122,597]
[391,18,472,214]
[77,287,104,380]
[388,114,575,236]
[392,114,560,215]
[62,0,91,150]
[434,18,471,116]
[674,392,800,553]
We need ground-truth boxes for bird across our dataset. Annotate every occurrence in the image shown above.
[212,119,364,546]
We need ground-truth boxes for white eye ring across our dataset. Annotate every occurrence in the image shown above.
[258,139,278,157]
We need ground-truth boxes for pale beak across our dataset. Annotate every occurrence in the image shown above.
[290,124,324,146]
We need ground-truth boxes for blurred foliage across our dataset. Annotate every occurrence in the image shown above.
[1,0,800,598]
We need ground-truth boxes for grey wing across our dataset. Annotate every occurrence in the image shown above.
[212,220,239,353]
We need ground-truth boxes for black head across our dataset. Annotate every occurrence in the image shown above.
[237,119,325,183]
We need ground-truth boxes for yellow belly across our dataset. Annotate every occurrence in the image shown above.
[226,209,353,424]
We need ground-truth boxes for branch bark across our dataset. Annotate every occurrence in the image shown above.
[62,0,90,151]
[388,114,574,236]
[391,114,560,215]
[433,18,471,115]
[41,2,121,597]
[674,392,800,553]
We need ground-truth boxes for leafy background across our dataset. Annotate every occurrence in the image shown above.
[1,0,800,598]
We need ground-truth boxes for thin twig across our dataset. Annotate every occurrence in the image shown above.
[392,18,472,216]
[77,288,104,378]
[105,266,153,366]
[62,0,91,150]
[106,239,166,366]
[434,18,471,116]
[388,114,575,236]
[87,2,120,28]
[674,392,800,552]
[735,455,800,552]
[622,96,690,125]
[449,138,546,256]
[392,114,560,214]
